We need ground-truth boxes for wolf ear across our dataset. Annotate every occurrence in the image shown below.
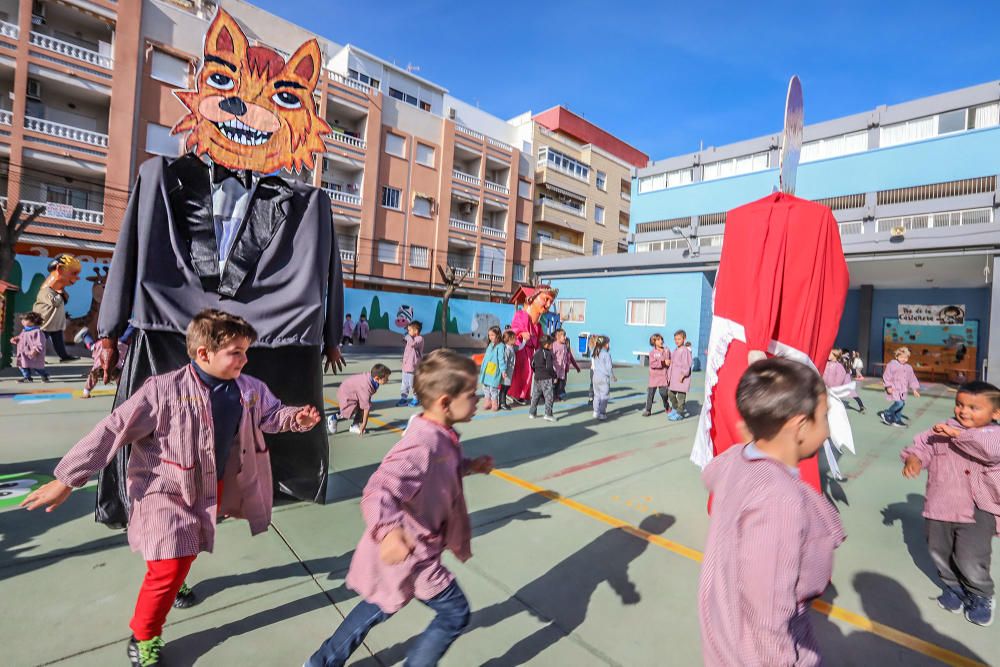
[285,38,322,90]
[205,8,248,61]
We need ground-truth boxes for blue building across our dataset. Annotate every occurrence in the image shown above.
[535,81,1000,381]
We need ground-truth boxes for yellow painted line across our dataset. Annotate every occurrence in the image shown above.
[323,396,985,667]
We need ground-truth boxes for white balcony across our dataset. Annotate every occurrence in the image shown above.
[327,132,366,150]
[0,109,11,126]
[481,226,506,240]
[21,200,104,225]
[328,70,377,95]
[536,197,585,218]
[324,188,362,206]
[487,136,513,152]
[0,20,18,40]
[838,221,864,236]
[538,236,584,255]
[484,180,509,195]
[456,124,485,141]
[30,31,113,69]
[340,249,356,262]
[449,218,477,233]
[621,191,631,201]
[478,271,505,282]
[25,116,109,148]
[452,169,481,186]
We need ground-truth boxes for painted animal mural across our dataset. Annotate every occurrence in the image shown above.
[395,305,414,330]
[63,266,109,344]
[470,312,501,340]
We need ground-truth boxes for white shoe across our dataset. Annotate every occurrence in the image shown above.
[349,424,362,435]
[81,388,91,399]
[528,414,537,419]
[592,411,599,419]
[326,415,338,434]
[543,415,556,423]
[597,414,607,421]
[73,327,90,345]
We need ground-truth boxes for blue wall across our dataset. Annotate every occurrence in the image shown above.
[548,272,712,366]
[836,287,991,372]
[632,127,1000,223]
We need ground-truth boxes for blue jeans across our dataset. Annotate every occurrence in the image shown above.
[18,367,49,380]
[306,580,470,667]
[885,400,906,423]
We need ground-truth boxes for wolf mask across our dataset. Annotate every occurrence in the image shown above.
[172,9,331,174]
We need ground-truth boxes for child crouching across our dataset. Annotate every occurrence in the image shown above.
[901,381,1000,626]
[698,358,845,665]
[329,364,391,436]
[306,349,494,666]
[21,309,321,667]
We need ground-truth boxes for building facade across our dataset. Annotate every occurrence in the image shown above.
[537,81,1000,380]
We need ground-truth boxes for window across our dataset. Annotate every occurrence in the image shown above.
[517,180,531,199]
[537,146,590,182]
[419,100,431,112]
[416,143,435,167]
[594,205,605,225]
[348,68,380,89]
[479,245,505,276]
[377,241,399,264]
[637,168,692,193]
[972,103,1000,129]
[596,170,607,191]
[556,299,586,323]
[513,263,526,282]
[801,131,868,163]
[389,87,418,107]
[381,186,401,210]
[626,298,667,326]
[879,110,973,148]
[592,239,603,255]
[703,152,770,181]
[150,50,188,87]
[41,184,100,212]
[515,222,530,241]
[385,133,406,157]
[410,245,429,268]
[413,195,432,218]
[145,122,182,156]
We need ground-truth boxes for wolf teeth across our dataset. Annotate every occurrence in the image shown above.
[215,120,272,146]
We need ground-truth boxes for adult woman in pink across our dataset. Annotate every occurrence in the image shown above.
[509,286,558,403]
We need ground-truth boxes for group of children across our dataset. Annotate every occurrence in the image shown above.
[643,330,693,421]
[339,313,370,347]
[822,345,923,428]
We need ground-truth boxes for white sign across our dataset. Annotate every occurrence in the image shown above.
[898,304,966,325]
[44,203,74,220]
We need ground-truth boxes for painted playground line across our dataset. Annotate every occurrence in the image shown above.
[323,395,988,667]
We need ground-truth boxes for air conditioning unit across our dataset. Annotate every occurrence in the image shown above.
[448,107,456,120]
[31,0,46,25]
[460,202,473,215]
[26,78,42,101]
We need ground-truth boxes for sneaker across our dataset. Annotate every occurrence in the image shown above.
[878,411,890,426]
[528,413,537,419]
[41,376,51,383]
[668,412,682,422]
[396,398,409,407]
[596,413,608,421]
[592,411,599,419]
[891,422,906,429]
[173,581,198,608]
[641,410,651,417]
[82,388,92,399]
[543,415,556,423]
[17,378,32,383]
[128,635,164,667]
[937,587,967,614]
[349,424,362,435]
[500,403,511,411]
[408,397,420,407]
[73,327,90,345]
[965,594,994,626]
[325,415,338,434]
[59,356,80,362]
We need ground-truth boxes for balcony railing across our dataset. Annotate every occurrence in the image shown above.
[456,124,485,141]
[340,249,356,263]
[21,199,104,225]
[838,221,864,236]
[538,236,584,254]
[875,207,994,233]
[328,70,377,95]
[481,226,506,240]
[25,116,109,148]
[449,218,477,233]
[447,264,474,279]
[537,197,585,218]
[0,20,18,40]
[0,109,11,126]
[621,190,631,201]
[619,224,630,234]
[327,132,366,150]
[452,169,481,186]
[30,31,113,69]
[487,136,513,152]
[324,188,362,206]
[478,271,505,282]
[484,180,509,195]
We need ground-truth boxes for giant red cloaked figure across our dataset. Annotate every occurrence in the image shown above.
[691,192,849,493]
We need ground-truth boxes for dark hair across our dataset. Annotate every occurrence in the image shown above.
[20,311,43,326]
[957,381,1000,410]
[408,320,423,333]
[539,334,554,347]
[414,349,477,407]
[649,333,663,346]
[674,329,687,339]
[592,335,609,356]
[345,313,352,318]
[360,314,367,320]
[186,309,257,359]
[554,328,566,336]
[370,363,391,380]
[736,357,826,441]
[488,325,502,341]
[502,330,517,343]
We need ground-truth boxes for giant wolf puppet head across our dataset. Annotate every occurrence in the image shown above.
[172,9,331,173]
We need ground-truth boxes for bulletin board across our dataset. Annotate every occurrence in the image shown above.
[883,317,978,383]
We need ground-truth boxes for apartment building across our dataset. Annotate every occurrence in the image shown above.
[510,106,647,265]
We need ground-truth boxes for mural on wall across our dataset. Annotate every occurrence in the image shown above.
[9,253,109,341]
[884,317,979,382]
[344,287,515,349]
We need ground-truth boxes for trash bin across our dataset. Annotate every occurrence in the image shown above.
[578,332,590,356]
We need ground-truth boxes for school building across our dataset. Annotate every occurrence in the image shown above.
[535,81,1000,382]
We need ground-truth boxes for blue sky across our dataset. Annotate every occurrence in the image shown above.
[256,0,1000,161]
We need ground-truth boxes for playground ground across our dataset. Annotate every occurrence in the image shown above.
[0,350,997,666]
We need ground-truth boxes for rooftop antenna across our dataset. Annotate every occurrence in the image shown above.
[406,62,420,73]
[778,75,803,195]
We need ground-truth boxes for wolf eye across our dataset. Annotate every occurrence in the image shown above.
[207,72,234,90]
[272,91,302,109]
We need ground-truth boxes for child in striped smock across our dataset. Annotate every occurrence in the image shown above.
[880,346,920,427]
